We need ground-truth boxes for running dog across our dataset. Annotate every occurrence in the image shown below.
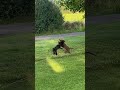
[59,39,73,53]
[52,41,63,55]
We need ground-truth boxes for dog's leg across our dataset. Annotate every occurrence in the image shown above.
[55,50,58,55]
[55,52,57,55]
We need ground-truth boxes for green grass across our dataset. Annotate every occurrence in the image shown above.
[0,33,34,90]
[35,36,85,90]
[36,27,85,36]
[86,21,120,90]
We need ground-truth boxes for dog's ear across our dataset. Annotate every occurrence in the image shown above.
[58,39,61,42]
[59,39,65,43]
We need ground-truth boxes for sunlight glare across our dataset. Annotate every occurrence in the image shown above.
[47,58,65,73]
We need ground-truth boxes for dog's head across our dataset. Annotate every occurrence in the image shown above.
[58,39,65,47]
[59,39,65,43]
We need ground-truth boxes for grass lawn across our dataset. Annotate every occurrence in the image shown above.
[35,36,85,90]
[36,28,84,36]
[86,21,120,90]
[0,33,34,90]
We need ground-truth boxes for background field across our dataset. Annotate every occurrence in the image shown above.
[63,12,84,22]
[35,36,85,90]
[61,8,85,22]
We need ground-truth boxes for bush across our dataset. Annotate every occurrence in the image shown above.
[35,0,64,33]
[62,21,84,30]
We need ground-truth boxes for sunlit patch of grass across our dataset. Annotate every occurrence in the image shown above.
[61,7,85,22]
[62,12,85,22]
[47,58,65,73]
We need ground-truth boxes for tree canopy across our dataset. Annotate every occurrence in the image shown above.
[58,0,85,12]
[58,0,120,15]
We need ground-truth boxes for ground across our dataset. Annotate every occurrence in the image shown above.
[35,36,85,90]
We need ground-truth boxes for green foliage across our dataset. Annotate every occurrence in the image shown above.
[35,0,64,33]
[58,0,120,15]
[0,0,34,19]
[62,21,84,30]
[58,0,85,12]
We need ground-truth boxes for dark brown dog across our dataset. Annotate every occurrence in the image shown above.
[59,39,73,53]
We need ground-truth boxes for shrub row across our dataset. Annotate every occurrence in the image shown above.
[62,21,85,30]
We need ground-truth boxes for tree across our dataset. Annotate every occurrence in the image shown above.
[35,0,64,33]
[58,0,85,12]
[59,0,120,15]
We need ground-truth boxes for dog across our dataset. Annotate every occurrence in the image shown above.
[59,39,73,53]
[52,41,63,55]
